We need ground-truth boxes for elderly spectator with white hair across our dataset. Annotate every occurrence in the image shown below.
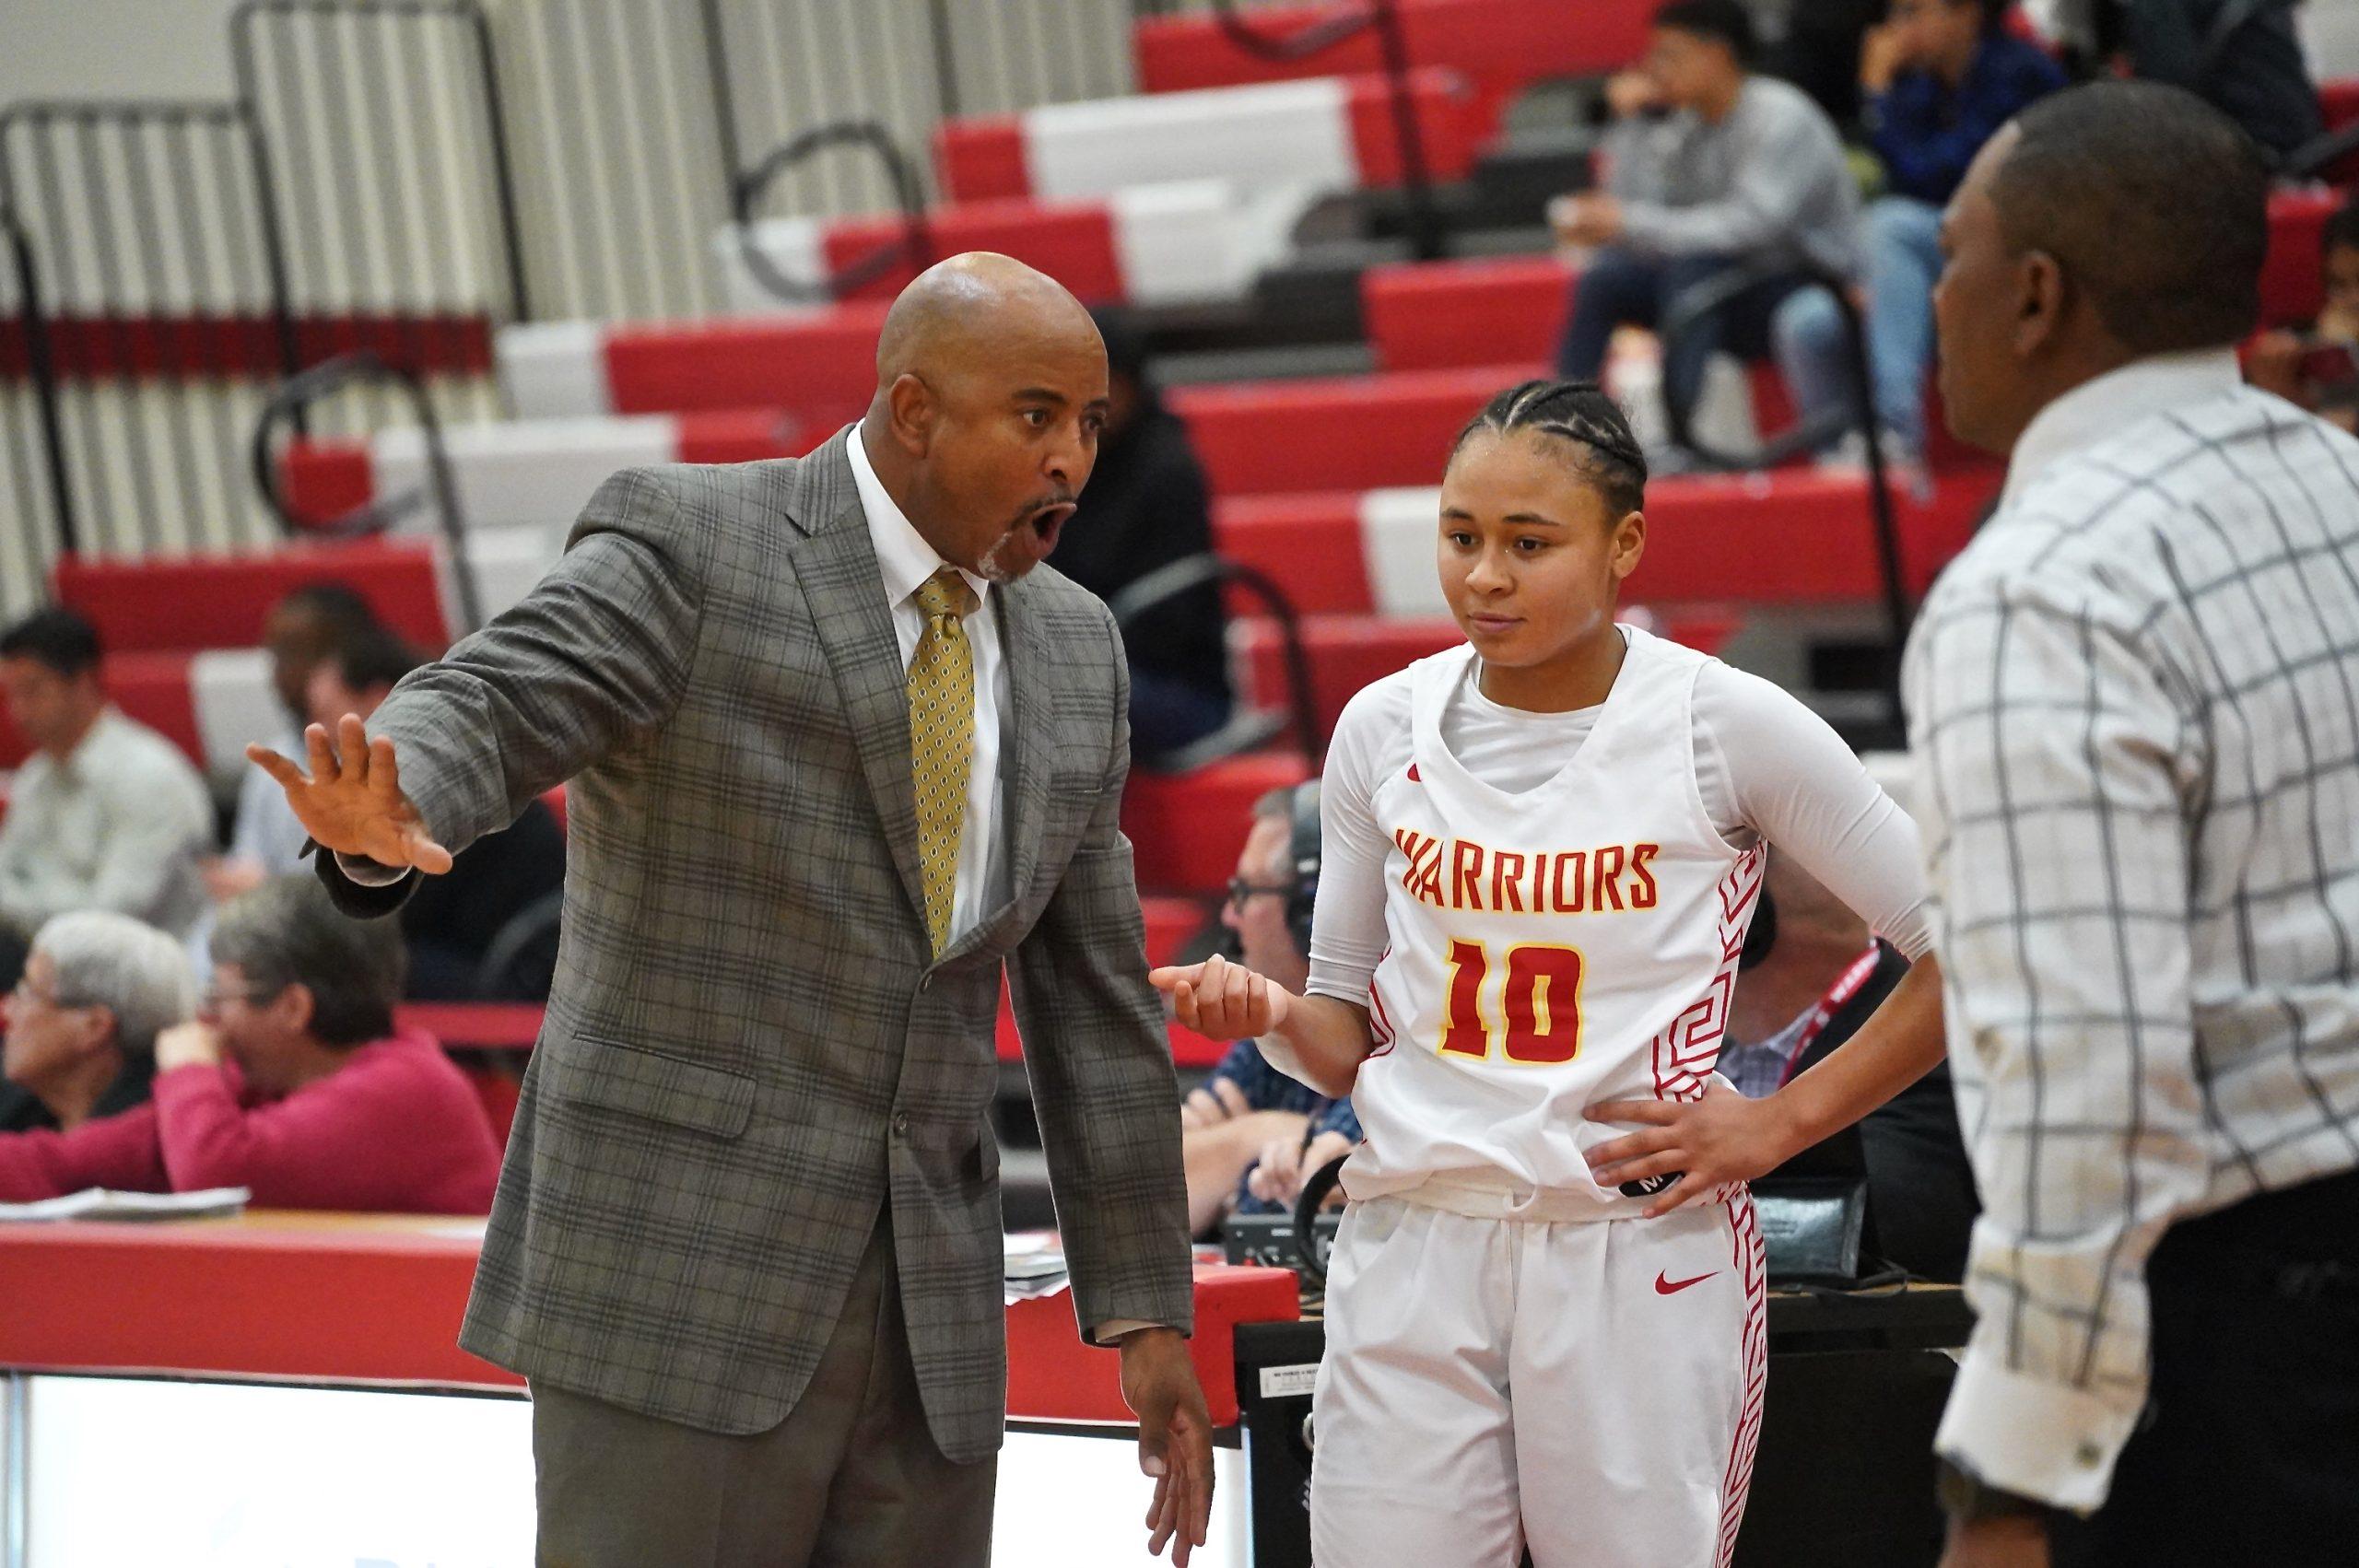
[1,911,194,1136]
[0,875,500,1211]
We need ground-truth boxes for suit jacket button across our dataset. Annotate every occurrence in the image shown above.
[892,1112,910,1138]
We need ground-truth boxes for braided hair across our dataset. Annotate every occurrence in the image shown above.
[1449,380,1647,519]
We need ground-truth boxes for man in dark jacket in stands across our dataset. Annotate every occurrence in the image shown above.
[307,626,566,1000]
[2057,0,2322,160]
[1050,310,1231,765]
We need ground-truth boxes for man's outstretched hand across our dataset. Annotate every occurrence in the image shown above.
[1149,953,1292,1043]
[246,714,453,875]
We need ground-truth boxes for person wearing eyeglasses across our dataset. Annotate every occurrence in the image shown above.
[1179,789,1358,1239]
[0,910,191,1141]
[0,874,499,1211]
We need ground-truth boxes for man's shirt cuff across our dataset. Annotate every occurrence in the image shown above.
[1093,1318,1169,1343]
[1935,1352,2141,1515]
[332,850,410,888]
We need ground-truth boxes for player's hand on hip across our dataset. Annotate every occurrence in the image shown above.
[245,714,453,875]
[1150,953,1292,1042]
[1180,1077,1252,1131]
[1249,1128,1351,1206]
[1583,1081,1805,1218]
[1120,1327,1215,1564]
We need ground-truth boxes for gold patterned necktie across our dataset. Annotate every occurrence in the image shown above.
[908,566,980,955]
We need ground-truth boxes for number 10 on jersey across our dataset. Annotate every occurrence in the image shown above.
[1439,939,1586,1064]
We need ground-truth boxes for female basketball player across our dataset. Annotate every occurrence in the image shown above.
[1151,380,1948,1568]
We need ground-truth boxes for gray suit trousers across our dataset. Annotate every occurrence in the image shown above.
[532,1217,995,1567]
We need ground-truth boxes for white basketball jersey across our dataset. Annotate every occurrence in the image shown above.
[1345,627,1766,1213]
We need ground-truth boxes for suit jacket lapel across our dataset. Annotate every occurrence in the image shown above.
[786,434,931,936]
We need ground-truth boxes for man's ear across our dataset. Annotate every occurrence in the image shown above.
[73,1003,119,1061]
[278,983,317,1037]
[885,372,936,456]
[2013,250,2067,360]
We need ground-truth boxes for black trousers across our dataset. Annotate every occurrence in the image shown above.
[2050,1167,2359,1568]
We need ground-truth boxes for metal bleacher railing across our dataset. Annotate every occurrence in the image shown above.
[1204,0,1448,263]
[1109,555,1327,773]
[250,348,484,636]
[1656,260,1913,740]
[0,97,309,578]
[0,0,1148,618]
[730,119,935,308]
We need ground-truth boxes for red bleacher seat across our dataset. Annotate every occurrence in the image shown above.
[827,199,1125,305]
[1172,363,1531,497]
[932,69,1497,204]
[602,306,887,418]
[2261,187,2341,328]
[1212,468,1999,616]
[1234,608,1743,740]
[278,408,811,532]
[1133,0,1648,100]
[2319,78,2359,184]
[52,540,450,655]
[1365,254,1570,372]
[99,652,203,771]
[1123,751,1313,895]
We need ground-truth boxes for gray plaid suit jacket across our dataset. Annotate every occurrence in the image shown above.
[318,430,1194,1460]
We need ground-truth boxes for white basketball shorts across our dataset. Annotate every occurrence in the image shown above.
[1309,1188,1766,1567]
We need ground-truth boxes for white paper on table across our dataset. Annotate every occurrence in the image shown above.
[0,1186,251,1223]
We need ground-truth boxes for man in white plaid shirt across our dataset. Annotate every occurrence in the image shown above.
[1908,82,2359,1568]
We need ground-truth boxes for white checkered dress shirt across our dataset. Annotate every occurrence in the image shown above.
[1905,349,2359,1513]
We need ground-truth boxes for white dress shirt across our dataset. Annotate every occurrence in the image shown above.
[1906,349,2359,1512]
[844,423,1013,947]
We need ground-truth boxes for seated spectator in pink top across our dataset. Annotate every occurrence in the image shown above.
[0,874,500,1212]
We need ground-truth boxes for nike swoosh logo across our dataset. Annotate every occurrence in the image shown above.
[1654,1270,1717,1295]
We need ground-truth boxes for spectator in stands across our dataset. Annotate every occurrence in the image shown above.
[2245,193,2359,432]
[2,912,191,1137]
[1552,0,1861,452]
[205,583,384,906]
[308,626,565,1000]
[0,608,212,984]
[1180,786,1357,1238]
[1765,0,1891,134]
[1778,0,2064,468]
[0,874,501,1211]
[1050,310,1232,765]
[2083,0,2323,162]
[1720,850,1977,1281]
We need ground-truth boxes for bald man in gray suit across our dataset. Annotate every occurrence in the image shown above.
[254,255,1214,1566]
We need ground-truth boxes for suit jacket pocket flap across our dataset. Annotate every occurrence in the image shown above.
[557,1037,756,1139]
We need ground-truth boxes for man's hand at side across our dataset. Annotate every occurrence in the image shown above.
[1938,1515,2051,1568]
[246,714,452,875]
[1121,1327,1215,1563]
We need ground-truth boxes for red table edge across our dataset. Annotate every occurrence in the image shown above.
[398,1000,1231,1071]
[0,1222,1298,1428]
